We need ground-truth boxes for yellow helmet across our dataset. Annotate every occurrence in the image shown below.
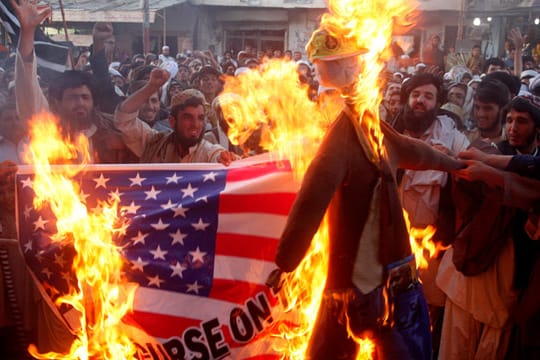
[306,28,369,62]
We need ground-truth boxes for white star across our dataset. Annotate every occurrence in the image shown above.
[180,183,198,199]
[129,172,146,186]
[151,218,169,231]
[196,196,208,203]
[186,281,204,294]
[78,190,90,203]
[192,218,210,231]
[23,206,32,219]
[131,257,149,272]
[144,186,161,200]
[33,216,48,231]
[169,229,188,246]
[172,204,188,218]
[147,274,165,288]
[203,171,218,182]
[116,221,129,236]
[123,201,141,215]
[170,262,187,278]
[189,246,207,263]
[61,271,73,284]
[93,173,110,189]
[150,245,168,260]
[54,252,66,267]
[20,177,33,189]
[160,199,176,210]
[131,231,148,245]
[108,188,124,202]
[41,268,52,279]
[166,172,183,184]
[23,240,32,253]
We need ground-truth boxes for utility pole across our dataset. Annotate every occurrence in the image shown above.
[143,0,150,54]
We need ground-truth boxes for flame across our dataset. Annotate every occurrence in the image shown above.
[222,0,418,358]
[403,210,448,270]
[23,112,137,359]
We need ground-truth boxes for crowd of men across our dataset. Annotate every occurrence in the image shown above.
[0,0,540,359]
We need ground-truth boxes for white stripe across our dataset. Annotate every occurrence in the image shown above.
[0,2,20,29]
[35,40,70,50]
[36,57,66,72]
[214,255,275,284]
[134,287,238,325]
[227,337,284,359]
[218,213,287,239]
[223,171,299,195]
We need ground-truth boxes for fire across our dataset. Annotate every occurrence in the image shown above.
[22,112,137,359]
[403,210,448,270]
[222,0,417,358]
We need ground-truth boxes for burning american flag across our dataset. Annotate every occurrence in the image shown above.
[16,156,299,359]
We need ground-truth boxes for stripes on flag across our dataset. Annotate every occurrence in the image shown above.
[0,0,71,72]
[16,155,300,359]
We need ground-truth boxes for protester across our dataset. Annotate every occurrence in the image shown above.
[114,67,237,164]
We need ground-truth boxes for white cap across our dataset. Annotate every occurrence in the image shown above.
[416,63,427,69]
[529,74,540,91]
[520,69,538,79]
[109,68,123,78]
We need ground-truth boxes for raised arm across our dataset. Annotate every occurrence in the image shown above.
[12,0,51,120]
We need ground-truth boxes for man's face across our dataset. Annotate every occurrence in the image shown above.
[138,92,161,125]
[408,84,438,114]
[473,100,501,133]
[163,47,170,56]
[505,109,538,151]
[177,67,190,81]
[472,47,480,57]
[448,86,466,108]
[385,82,401,97]
[387,94,402,117]
[170,105,206,147]
[293,51,302,61]
[58,85,94,130]
[111,76,125,88]
[199,73,219,96]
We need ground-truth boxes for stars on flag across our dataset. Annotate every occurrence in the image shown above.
[17,168,227,299]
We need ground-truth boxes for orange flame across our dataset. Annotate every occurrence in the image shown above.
[403,210,448,270]
[23,112,137,359]
[222,0,418,358]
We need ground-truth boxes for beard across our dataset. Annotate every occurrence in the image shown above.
[174,129,204,149]
[402,103,437,135]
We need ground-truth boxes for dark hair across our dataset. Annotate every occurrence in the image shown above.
[400,73,444,104]
[48,70,96,103]
[482,57,507,74]
[482,71,521,96]
[170,96,205,119]
[502,96,540,127]
[475,79,510,107]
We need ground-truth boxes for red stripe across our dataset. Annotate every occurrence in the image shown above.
[219,193,296,216]
[209,280,279,305]
[227,162,291,182]
[216,233,278,261]
[129,311,201,338]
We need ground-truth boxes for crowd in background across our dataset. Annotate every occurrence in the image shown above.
[0,2,540,358]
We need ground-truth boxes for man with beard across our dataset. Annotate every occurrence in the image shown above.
[393,73,469,356]
[13,1,136,164]
[466,79,510,149]
[114,67,237,164]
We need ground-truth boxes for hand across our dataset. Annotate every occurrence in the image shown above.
[218,151,237,166]
[453,159,500,186]
[11,0,51,31]
[92,22,114,54]
[508,27,527,52]
[148,68,170,90]
[457,147,488,162]
[265,268,284,293]
[432,143,451,155]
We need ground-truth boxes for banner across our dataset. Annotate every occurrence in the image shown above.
[16,156,299,359]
